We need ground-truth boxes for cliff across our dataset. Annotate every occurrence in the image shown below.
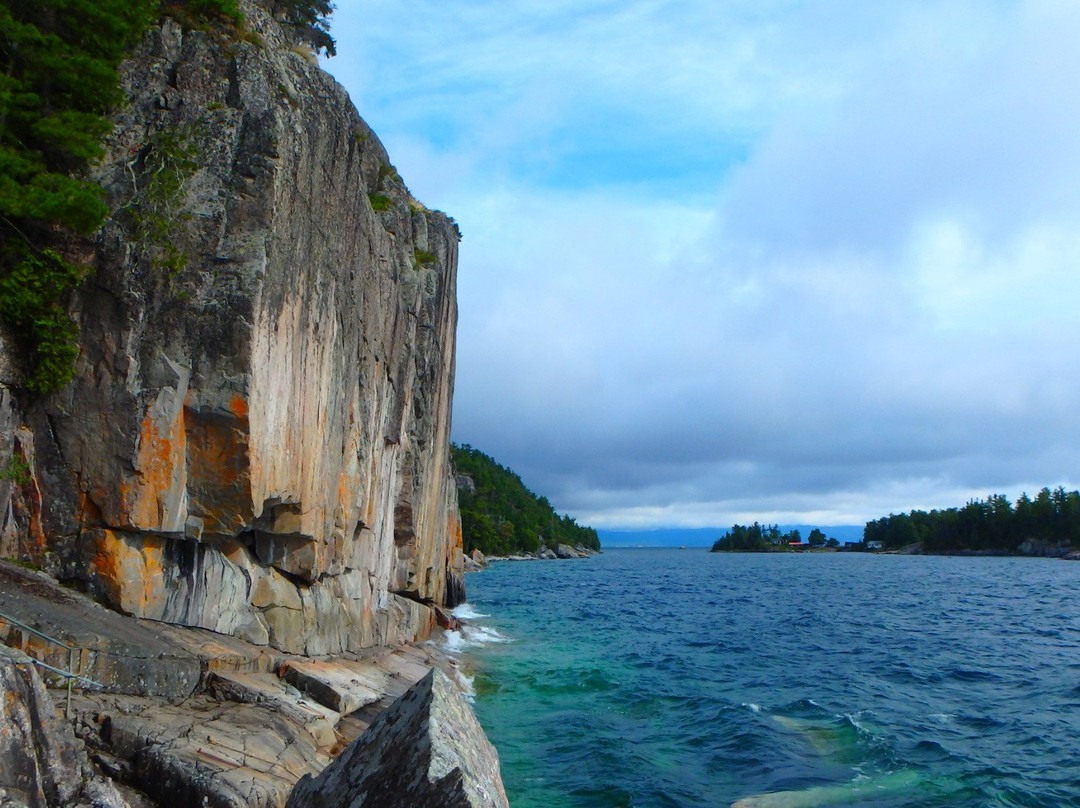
[0,1,464,656]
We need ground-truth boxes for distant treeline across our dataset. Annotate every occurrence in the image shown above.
[864,487,1080,553]
[452,444,601,556]
[711,523,839,552]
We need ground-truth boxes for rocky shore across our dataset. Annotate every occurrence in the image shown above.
[0,560,505,807]
[0,2,509,804]
[464,544,600,571]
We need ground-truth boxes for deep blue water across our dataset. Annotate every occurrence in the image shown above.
[450,549,1080,807]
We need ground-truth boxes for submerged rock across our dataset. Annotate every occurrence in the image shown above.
[287,669,508,808]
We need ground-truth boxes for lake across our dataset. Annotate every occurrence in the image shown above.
[450,548,1080,807]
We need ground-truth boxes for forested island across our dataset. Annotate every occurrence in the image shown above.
[863,487,1080,554]
[453,444,600,556]
[709,488,1080,556]
[710,523,840,552]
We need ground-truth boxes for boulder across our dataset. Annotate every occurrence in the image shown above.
[286,669,508,808]
[554,544,579,559]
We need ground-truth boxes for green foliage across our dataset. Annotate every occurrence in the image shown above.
[162,0,244,28]
[377,162,401,186]
[864,487,1080,553]
[0,248,84,391]
[710,523,813,552]
[0,0,156,391]
[123,120,204,275]
[273,0,336,56]
[368,192,391,212]
[413,248,437,267]
[0,0,276,391]
[452,443,601,556]
[0,454,31,487]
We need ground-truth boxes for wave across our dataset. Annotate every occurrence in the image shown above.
[440,624,514,655]
[451,602,490,619]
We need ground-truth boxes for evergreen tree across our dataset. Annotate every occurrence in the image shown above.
[452,443,600,556]
[0,0,159,390]
[0,0,337,391]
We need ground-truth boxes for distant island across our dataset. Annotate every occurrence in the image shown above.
[452,444,600,557]
[864,487,1080,556]
[710,523,840,552]
[709,487,1080,557]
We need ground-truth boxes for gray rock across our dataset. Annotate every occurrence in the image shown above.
[287,669,508,808]
[0,0,465,656]
[554,544,579,559]
[1018,538,1070,557]
[0,560,200,700]
[0,644,130,808]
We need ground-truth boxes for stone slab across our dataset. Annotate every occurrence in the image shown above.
[0,561,200,699]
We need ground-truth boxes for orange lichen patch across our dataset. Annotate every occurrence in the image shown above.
[89,529,167,618]
[78,491,104,527]
[449,510,464,552]
[185,406,253,536]
[8,433,47,561]
[227,395,249,421]
[124,402,186,530]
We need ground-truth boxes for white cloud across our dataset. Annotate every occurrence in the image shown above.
[325,0,1080,529]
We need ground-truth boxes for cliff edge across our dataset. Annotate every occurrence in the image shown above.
[0,1,465,656]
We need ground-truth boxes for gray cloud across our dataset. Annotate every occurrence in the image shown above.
[327,1,1080,529]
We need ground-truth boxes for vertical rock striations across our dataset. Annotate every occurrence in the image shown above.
[0,1,464,655]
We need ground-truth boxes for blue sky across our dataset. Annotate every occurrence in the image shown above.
[324,0,1080,530]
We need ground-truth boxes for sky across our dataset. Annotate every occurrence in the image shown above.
[323,0,1080,531]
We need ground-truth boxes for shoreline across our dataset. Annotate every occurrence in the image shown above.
[0,560,509,807]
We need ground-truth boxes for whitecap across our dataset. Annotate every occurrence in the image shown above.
[453,667,476,702]
[462,624,513,645]
[451,602,489,620]
[438,624,514,655]
[441,629,468,654]
[742,702,764,713]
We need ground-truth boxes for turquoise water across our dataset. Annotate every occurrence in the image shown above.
[450,548,1080,807]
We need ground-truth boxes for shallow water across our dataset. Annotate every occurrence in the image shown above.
[448,549,1080,807]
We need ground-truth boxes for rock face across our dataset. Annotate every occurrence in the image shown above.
[0,1,464,656]
[286,669,509,808]
[0,644,129,808]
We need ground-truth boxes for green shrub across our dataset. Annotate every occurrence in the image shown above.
[273,0,336,56]
[0,0,155,391]
[377,163,401,186]
[0,455,31,487]
[368,193,391,212]
[123,120,204,275]
[0,248,84,392]
[413,248,437,267]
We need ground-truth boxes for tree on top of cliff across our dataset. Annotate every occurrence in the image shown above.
[452,443,601,556]
[272,0,336,56]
